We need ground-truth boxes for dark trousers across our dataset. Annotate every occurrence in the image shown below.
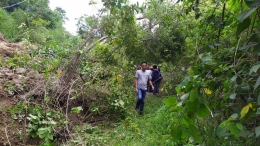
[135,88,147,112]
[153,82,158,94]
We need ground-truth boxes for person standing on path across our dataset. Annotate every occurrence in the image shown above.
[135,62,154,115]
[151,65,162,95]
[147,66,154,92]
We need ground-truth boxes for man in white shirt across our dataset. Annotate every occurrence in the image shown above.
[135,62,154,115]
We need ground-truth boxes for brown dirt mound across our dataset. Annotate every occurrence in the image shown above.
[0,66,45,146]
[0,33,114,145]
[0,33,25,58]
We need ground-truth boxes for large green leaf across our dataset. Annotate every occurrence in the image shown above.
[185,82,193,92]
[258,95,260,105]
[165,96,177,107]
[256,108,260,114]
[236,17,251,36]
[253,42,260,55]
[229,125,239,137]
[254,76,260,92]
[237,8,257,22]
[171,125,182,141]
[175,85,182,95]
[182,114,196,126]
[180,93,189,101]
[247,34,260,44]
[239,127,251,138]
[255,126,260,137]
[236,123,243,130]
[189,90,197,102]
[236,84,250,94]
[229,93,236,99]
[199,53,212,65]
[249,61,260,74]
[188,124,201,142]
[216,126,229,138]
[195,104,210,117]
[186,100,199,112]
[245,0,260,8]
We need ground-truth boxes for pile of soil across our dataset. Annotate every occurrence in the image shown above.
[0,33,25,58]
[0,67,45,146]
[0,33,112,145]
[0,33,44,146]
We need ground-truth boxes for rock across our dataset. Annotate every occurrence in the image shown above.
[15,68,26,74]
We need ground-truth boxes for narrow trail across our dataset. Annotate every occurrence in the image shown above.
[103,93,170,146]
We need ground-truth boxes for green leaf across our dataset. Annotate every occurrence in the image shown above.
[165,96,177,107]
[224,79,229,90]
[188,124,201,142]
[229,125,239,137]
[236,17,251,36]
[216,126,228,138]
[254,76,260,92]
[42,140,54,146]
[195,104,210,117]
[185,82,193,92]
[180,93,189,101]
[50,120,57,125]
[189,90,197,102]
[258,95,260,105]
[229,93,236,99]
[236,123,243,130]
[253,43,260,55]
[186,100,199,112]
[245,0,260,8]
[71,106,83,113]
[230,75,237,83]
[175,85,182,95]
[180,76,191,87]
[237,84,250,94]
[247,33,260,44]
[239,127,251,138]
[171,125,182,141]
[256,108,260,114]
[181,115,195,126]
[207,80,216,89]
[249,61,260,75]
[230,113,239,119]
[180,125,190,139]
[199,53,212,65]
[237,8,257,22]
[255,126,260,137]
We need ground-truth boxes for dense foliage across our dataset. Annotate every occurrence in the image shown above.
[1,0,260,145]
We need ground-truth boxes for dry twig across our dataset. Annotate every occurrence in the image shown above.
[5,125,11,146]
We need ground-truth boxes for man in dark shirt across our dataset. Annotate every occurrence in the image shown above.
[152,65,159,95]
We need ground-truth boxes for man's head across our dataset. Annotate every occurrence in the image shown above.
[140,61,147,71]
[153,65,157,69]
[149,66,153,70]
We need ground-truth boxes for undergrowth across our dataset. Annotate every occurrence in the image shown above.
[66,94,172,146]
